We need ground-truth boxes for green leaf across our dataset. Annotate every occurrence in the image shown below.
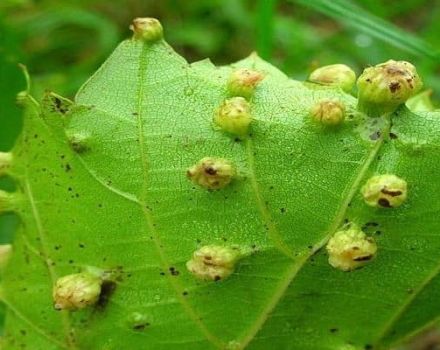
[406,90,436,112]
[293,0,440,62]
[1,24,440,350]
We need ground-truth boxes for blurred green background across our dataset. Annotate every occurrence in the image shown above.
[0,0,439,345]
[1,0,439,151]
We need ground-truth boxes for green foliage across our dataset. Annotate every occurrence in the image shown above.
[293,0,440,61]
[1,22,440,349]
[2,0,439,97]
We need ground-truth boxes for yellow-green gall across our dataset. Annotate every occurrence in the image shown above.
[186,245,242,281]
[127,312,150,331]
[326,225,377,271]
[187,157,235,190]
[0,190,15,214]
[53,272,102,311]
[361,174,407,208]
[67,132,91,154]
[130,17,163,42]
[309,64,356,92]
[214,97,252,135]
[310,99,345,126]
[227,68,264,99]
[357,60,423,114]
[0,152,12,176]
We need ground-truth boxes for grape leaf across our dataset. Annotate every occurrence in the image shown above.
[1,24,440,350]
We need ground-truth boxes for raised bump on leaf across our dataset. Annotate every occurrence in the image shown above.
[186,245,243,281]
[53,271,103,311]
[67,132,91,154]
[0,190,16,213]
[214,97,252,135]
[310,99,345,126]
[308,64,356,93]
[127,312,150,331]
[130,17,163,42]
[326,224,377,271]
[0,244,12,270]
[227,68,264,99]
[357,60,423,114]
[361,174,407,208]
[0,152,12,176]
[187,157,235,190]
[226,340,242,350]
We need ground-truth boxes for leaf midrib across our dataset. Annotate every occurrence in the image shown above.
[244,137,295,259]
[134,42,225,349]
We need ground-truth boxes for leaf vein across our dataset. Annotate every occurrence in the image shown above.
[237,119,390,349]
[244,137,295,259]
[134,43,225,349]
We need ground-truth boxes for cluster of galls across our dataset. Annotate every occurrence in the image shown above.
[309,61,416,271]
[50,23,267,312]
[5,18,425,315]
[187,67,264,190]
[185,58,418,273]
[325,173,408,272]
[308,59,422,125]
[185,67,265,278]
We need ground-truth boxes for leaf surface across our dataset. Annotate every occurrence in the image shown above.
[1,33,440,350]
